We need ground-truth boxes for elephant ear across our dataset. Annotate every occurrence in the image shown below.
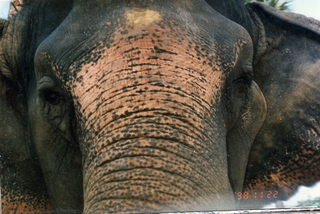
[0,18,14,104]
[0,17,25,116]
[243,2,320,206]
[247,2,320,65]
[0,93,51,213]
[0,10,51,213]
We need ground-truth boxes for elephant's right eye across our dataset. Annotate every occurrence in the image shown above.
[37,76,65,105]
[232,73,253,94]
[39,89,65,105]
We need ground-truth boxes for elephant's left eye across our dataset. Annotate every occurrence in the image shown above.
[40,90,65,105]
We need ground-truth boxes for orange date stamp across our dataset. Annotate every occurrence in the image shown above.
[234,190,279,200]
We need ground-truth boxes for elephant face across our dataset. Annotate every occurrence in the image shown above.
[0,0,267,213]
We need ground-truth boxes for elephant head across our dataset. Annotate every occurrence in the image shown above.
[0,0,267,212]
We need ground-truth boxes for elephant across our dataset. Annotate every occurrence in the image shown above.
[0,0,318,213]
[0,0,267,212]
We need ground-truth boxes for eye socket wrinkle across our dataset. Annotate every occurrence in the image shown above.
[232,73,253,87]
[39,89,65,105]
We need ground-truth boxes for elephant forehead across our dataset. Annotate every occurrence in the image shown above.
[67,22,228,121]
[35,2,252,86]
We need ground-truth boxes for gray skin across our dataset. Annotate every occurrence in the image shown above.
[0,2,82,212]
[0,82,51,212]
[0,0,267,213]
[207,1,320,206]
[207,0,320,208]
[242,3,320,207]
[2,0,319,213]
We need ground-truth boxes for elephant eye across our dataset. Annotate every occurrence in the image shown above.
[232,73,253,94]
[233,73,252,86]
[40,89,65,105]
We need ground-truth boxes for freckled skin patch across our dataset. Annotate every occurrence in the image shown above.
[243,108,320,207]
[2,190,51,213]
[242,121,320,206]
[243,148,320,205]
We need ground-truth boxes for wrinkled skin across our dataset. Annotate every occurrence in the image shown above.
[0,1,82,212]
[0,0,267,213]
[242,3,320,207]
[1,0,319,213]
[0,91,51,212]
[205,1,320,207]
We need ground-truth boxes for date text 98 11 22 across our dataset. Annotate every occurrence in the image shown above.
[234,190,279,200]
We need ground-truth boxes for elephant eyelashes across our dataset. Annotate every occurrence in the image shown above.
[39,90,65,105]
[232,73,253,93]
[232,73,253,94]
[233,73,253,86]
[37,76,65,105]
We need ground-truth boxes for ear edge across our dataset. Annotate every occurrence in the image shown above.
[9,1,24,19]
[247,2,320,42]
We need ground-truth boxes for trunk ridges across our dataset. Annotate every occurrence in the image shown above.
[68,14,234,213]
[82,128,231,212]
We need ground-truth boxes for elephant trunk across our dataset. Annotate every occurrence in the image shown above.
[68,19,234,213]
[82,116,233,212]
[84,132,231,213]
[78,78,232,212]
